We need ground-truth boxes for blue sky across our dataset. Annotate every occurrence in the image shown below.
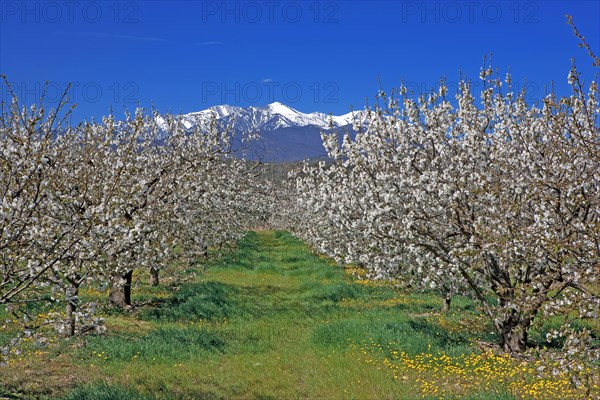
[1,1,599,121]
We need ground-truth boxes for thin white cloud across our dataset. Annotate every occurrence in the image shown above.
[74,31,167,42]
[262,78,274,83]
[197,41,223,46]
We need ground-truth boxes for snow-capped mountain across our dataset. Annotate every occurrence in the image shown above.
[159,102,368,162]
[180,102,366,132]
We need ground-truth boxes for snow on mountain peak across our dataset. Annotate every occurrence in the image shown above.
[153,103,369,161]
[264,101,296,115]
[179,102,367,132]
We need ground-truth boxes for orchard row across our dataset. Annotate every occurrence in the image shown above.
[0,79,270,356]
[277,60,599,389]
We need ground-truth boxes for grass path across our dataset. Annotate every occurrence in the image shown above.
[7,230,578,399]
[68,230,501,399]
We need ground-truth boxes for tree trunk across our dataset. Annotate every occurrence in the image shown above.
[65,282,80,337]
[440,293,452,313]
[123,270,133,305]
[496,313,531,353]
[501,328,528,353]
[109,270,133,308]
[202,244,208,260]
[150,266,160,286]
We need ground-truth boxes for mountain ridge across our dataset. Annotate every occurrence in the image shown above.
[157,102,368,162]
[180,102,367,132]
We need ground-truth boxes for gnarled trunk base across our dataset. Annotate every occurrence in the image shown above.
[65,283,80,337]
[150,267,160,286]
[496,314,531,354]
[440,294,452,313]
[109,270,133,308]
[501,328,528,353]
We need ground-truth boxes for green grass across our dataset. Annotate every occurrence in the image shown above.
[61,230,501,399]
[3,230,596,399]
[63,383,154,400]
